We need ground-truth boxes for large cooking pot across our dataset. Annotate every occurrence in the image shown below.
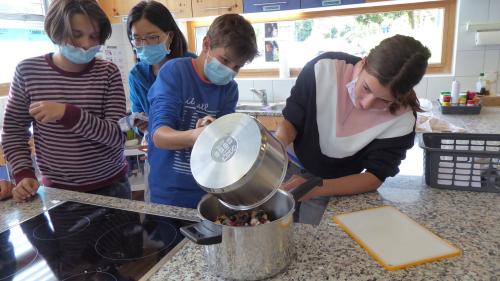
[180,177,322,280]
[190,113,287,210]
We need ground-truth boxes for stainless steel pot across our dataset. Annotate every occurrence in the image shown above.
[180,177,322,280]
[190,113,287,210]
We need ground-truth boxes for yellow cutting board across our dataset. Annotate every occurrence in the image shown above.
[333,206,460,271]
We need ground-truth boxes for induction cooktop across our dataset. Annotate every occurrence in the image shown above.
[0,201,196,281]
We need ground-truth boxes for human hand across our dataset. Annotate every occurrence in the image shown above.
[0,180,14,200]
[29,101,66,123]
[135,119,148,133]
[12,178,39,203]
[280,175,322,201]
[133,112,149,133]
[195,115,215,128]
[190,126,206,143]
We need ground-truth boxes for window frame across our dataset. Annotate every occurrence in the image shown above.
[186,0,457,78]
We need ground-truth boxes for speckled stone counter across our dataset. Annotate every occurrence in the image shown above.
[1,106,499,280]
[430,103,500,133]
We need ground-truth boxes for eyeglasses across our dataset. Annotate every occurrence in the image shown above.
[130,35,161,47]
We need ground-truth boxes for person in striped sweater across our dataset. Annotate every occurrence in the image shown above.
[1,0,130,202]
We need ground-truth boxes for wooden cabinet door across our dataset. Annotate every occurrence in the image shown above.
[192,0,243,18]
[111,0,138,17]
[160,0,193,19]
[99,0,138,23]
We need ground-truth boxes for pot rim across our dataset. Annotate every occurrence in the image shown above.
[196,190,295,229]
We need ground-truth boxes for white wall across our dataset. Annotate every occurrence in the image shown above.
[236,0,500,103]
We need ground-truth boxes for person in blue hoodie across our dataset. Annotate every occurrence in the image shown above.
[147,14,258,208]
[127,0,196,122]
[126,1,196,202]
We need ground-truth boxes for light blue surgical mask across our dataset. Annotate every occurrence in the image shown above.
[60,44,102,64]
[135,41,170,65]
[204,54,236,85]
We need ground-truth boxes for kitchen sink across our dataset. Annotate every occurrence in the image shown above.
[236,103,285,113]
[236,104,269,111]
[268,103,285,111]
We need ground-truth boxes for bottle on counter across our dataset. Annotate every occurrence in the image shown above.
[476,73,489,96]
[451,79,460,105]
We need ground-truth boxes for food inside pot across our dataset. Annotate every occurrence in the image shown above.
[214,209,271,226]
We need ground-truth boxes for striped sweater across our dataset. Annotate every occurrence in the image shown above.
[1,54,128,191]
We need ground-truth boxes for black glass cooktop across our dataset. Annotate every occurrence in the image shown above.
[0,201,196,281]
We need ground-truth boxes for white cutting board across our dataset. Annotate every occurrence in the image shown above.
[333,206,460,270]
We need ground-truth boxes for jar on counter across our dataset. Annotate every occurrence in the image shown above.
[441,91,451,103]
[458,93,468,106]
[467,100,476,106]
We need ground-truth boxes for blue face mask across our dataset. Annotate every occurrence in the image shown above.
[204,55,236,85]
[135,42,170,65]
[60,44,102,64]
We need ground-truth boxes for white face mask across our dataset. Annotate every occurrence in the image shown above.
[346,78,357,107]
[346,77,390,112]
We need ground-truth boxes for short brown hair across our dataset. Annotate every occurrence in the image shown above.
[45,0,111,45]
[206,14,258,63]
[365,34,431,114]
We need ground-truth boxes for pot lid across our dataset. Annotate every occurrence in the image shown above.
[191,113,264,193]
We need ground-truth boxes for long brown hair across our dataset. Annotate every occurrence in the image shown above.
[364,34,431,114]
[45,0,111,45]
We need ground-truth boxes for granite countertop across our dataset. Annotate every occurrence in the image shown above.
[429,103,500,133]
[1,105,499,280]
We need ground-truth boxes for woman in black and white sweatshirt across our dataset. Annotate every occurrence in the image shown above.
[277,35,431,224]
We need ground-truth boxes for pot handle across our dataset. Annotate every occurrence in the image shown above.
[288,176,323,201]
[180,220,222,245]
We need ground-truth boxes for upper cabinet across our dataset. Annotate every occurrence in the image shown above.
[99,0,137,23]
[160,0,193,18]
[243,0,300,13]
[300,0,364,9]
[99,0,193,23]
[191,0,243,18]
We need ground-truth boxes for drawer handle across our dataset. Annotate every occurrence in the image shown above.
[252,1,287,6]
[322,0,341,6]
[205,6,231,10]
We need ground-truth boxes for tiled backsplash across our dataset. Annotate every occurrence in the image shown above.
[236,78,295,103]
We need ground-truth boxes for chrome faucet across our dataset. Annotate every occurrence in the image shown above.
[250,88,268,106]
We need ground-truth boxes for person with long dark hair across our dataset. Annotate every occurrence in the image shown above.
[127,0,196,120]
[276,35,431,224]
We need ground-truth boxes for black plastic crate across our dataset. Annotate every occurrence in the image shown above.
[438,100,481,115]
[419,133,500,193]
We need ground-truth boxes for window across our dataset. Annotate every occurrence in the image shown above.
[187,0,456,77]
[0,0,53,84]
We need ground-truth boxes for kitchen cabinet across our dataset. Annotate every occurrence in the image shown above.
[192,0,242,17]
[243,0,300,13]
[99,0,137,20]
[99,0,193,23]
[160,0,193,18]
[301,0,364,9]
